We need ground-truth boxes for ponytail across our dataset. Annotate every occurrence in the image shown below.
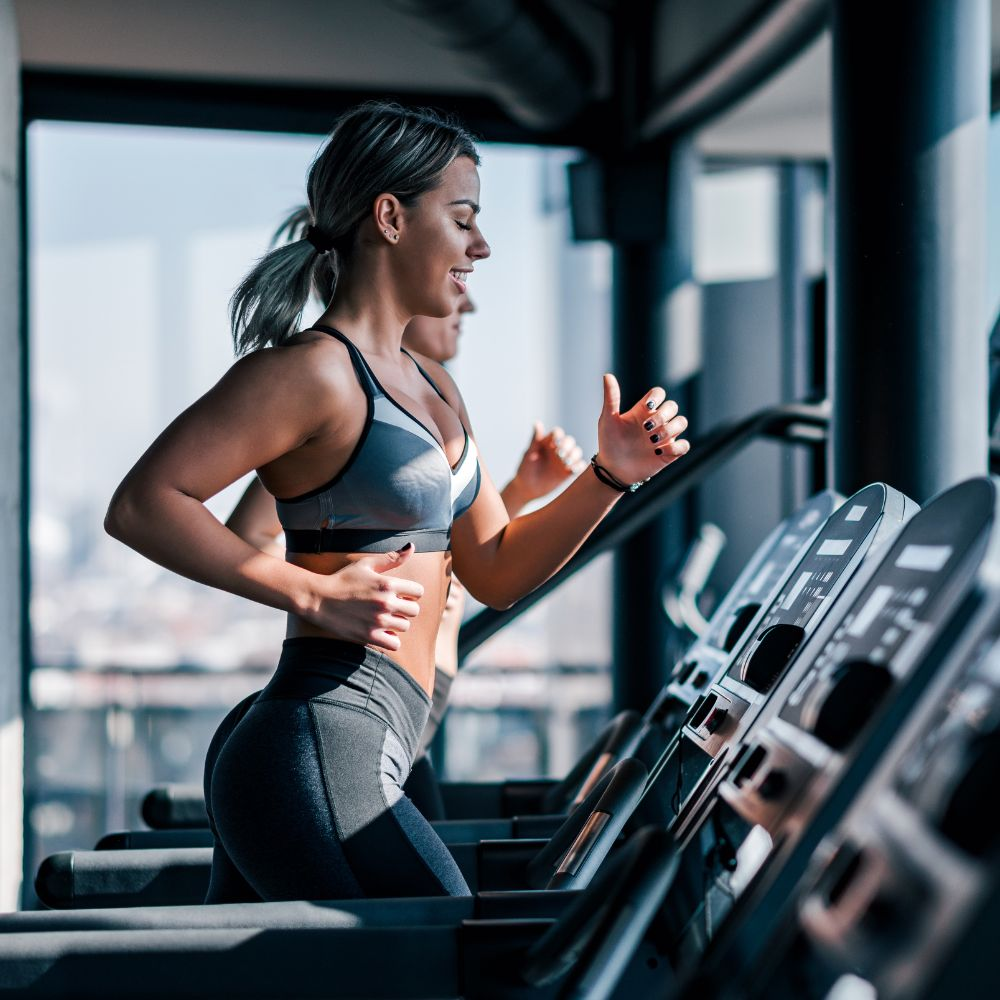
[229,238,317,356]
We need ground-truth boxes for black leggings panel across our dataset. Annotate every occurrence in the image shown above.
[205,638,471,902]
[403,754,447,822]
[420,666,454,751]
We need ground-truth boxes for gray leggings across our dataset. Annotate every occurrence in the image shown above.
[204,637,470,902]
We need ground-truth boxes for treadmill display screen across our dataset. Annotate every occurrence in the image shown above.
[705,494,837,651]
[779,480,994,732]
[724,486,887,683]
[895,544,953,572]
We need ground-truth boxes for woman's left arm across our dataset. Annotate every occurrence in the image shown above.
[448,371,689,609]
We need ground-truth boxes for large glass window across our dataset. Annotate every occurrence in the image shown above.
[26,121,612,886]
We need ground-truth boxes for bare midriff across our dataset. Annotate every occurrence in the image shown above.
[285,549,452,698]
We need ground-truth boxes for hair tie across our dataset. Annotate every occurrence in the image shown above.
[305,224,335,254]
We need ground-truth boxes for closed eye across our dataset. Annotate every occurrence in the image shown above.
[455,221,472,231]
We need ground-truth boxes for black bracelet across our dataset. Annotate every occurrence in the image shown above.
[590,455,645,494]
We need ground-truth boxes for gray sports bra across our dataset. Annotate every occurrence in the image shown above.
[276,325,481,554]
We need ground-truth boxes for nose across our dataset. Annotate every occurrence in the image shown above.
[470,228,490,261]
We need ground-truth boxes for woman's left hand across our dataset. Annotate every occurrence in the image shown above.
[511,422,586,502]
[594,374,689,486]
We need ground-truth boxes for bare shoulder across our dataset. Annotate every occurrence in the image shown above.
[227,332,358,403]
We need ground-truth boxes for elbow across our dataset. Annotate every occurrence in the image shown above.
[489,591,518,611]
[476,585,518,612]
[460,579,516,612]
[104,487,141,546]
[485,596,516,612]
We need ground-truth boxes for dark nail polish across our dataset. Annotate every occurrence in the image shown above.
[646,399,656,410]
[650,433,660,443]
[655,447,663,455]
[643,420,653,431]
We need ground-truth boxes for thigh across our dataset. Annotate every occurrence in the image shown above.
[210,699,366,901]
[205,841,262,904]
[211,698,470,900]
[310,701,470,898]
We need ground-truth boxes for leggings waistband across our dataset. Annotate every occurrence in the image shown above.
[258,637,430,759]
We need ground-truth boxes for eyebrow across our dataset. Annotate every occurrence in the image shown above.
[448,199,481,214]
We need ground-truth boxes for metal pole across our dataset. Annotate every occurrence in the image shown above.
[611,136,700,712]
[779,161,827,506]
[830,0,989,501]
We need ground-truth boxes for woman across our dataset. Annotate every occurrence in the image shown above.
[227,291,586,821]
[106,101,690,902]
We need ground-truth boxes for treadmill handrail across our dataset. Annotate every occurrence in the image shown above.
[458,399,830,661]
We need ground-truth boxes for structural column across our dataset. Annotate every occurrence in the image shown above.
[830,0,989,501]
[611,137,700,711]
[0,0,22,910]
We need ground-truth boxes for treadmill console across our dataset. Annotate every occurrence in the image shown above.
[659,491,840,718]
[781,479,993,747]
[725,488,890,697]
[721,478,996,843]
[669,484,910,834]
[797,600,1000,1000]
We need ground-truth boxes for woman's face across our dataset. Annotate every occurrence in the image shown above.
[402,293,475,363]
[394,155,490,320]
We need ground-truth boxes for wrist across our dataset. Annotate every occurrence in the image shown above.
[501,476,530,516]
[590,454,646,494]
[287,565,325,620]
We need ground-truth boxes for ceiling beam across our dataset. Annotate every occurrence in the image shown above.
[21,68,599,146]
[389,0,595,131]
[639,0,828,143]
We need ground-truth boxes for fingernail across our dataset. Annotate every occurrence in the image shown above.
[643,420,653,431]
[400,542,414,552]
[646,400,656,410]
[650,433,660,443]
[655,447,663,455]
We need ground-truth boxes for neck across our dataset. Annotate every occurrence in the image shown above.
[319,257,409,359]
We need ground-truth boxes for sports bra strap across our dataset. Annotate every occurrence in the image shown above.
[400,347,450,404]
[310,324,379,396]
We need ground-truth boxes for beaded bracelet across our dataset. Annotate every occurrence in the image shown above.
[590,454,646,494]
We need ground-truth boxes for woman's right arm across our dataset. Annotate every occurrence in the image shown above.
[105,346,422,650]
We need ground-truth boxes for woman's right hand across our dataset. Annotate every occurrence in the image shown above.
[303,544,424,651]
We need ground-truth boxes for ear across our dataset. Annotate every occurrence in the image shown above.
[373,193,403,244]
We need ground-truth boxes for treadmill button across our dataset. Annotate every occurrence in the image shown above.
[741,624,806,693]
[704,708,729,734]
[758,769,788,801]
[810,660,893,750]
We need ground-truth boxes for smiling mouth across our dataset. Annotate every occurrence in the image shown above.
[450,269,471,292]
